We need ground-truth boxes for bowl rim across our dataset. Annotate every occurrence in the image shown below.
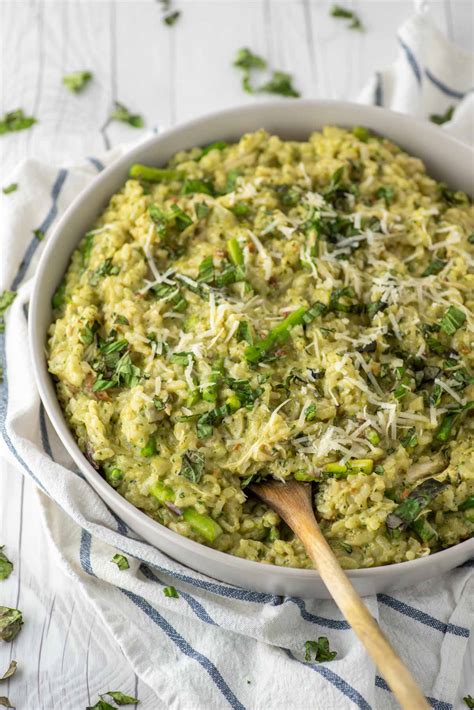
[29,98,474,584]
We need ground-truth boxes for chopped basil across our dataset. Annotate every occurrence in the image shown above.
[182,178,214,196]
[304,404,317,421]
[304,636,337,662]
[86,700,120,710]
[0,548,13,581]
[34,228,45,241]
[468,233,474,244]
[0,606,23,641]
[2,183,17,195]
[163,586,179,598]
[463,696,474,709]
[200,141,227,157]
[63,70,92,92]
[435,401,473,442]
[110,102,144,128]
[400,427,418,449]
[195,202,211,220]
[330,4,363,30]
[170,351,194,366]
[366,300,388,319]
[375,186,394,206]
[422,259,447,277]
[458,496,474,512]
[163,10,180,25]
[439,306,466,335]
[0,109,37,135]
[430,105,455,125]
[111,554,129,571]
[179,450,205,483]
[0,660,17,681]
[196,404,230,439]
[101,690,139,705]
[93,351,141,391]
[234,48,267,92]
[339,542,353,554]
[237,321,253,345]
[258,70,300,98]
[90,258,120,286]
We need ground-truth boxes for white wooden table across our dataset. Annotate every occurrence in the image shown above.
[0,1,472,708]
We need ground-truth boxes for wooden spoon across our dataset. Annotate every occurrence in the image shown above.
[251,479,429,710]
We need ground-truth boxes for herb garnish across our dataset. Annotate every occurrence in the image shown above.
[376,186,394,206]
[422,259,447,277]
[258,70,300,98]
[430,106,455,125]
[110,102,144,128]
[0,607,23,641]
[163,586,179,598]
[179,450,205,483]
[111,554,130,571]
[0,548,13,581]
[87,690,139,709]
[0,109,37,135]
[304,636,337,662]
[90,258,120,286]
[331,5,364,30]
[233,48,300,96]
[0,661,17,681]
[63,70,92,93]
[0,291,16,333]
[34,228,45,241]
[464,696,474,709]
[439,306,466,335]
[2,183,17,195]
[164,10,180,25]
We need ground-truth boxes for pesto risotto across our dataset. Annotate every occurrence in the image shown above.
[48,127,474,570]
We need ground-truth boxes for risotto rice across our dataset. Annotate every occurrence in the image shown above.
[47,126,474,569]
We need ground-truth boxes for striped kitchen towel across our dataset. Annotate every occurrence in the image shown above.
[1,8,473,710]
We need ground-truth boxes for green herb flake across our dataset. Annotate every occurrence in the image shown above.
[52,279,66,311]
[386,478,448,531]
[0,548,13,581]
[233,47,266,72]
[430,105,455,125]
[111,554,130,571]
[237,321,253,345]
[0,109,37,135]
[34,228,45,241]
[0,660,17,682]
[422,259,447,277]
[163,586,179,598]
[0,697,13,708]
[0,291,16,318]
[400,427,418,449]
[304,404,317,421]
[195,202,211,219]
[458,496,474,511]
[375,186,394,207]
[304,636,337,663]
[179,450,205,483]
[464,696,474,709]
[2,183,17,195]
[110,102,144,128]
[141,435,157,458]
[439,306,466,335]
[200,141,227,158]
[102,690,140,705]
[163,10,180,25]
[86,700,116,710]
[331,4,363,29]
[63,70,93,93]
[259,70,300,98]
[0,606,23,642]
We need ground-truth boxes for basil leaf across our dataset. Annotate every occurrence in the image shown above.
[0,661,17,681]
[87,701,116,710]
[439,306,466,335]
[63,70,92,93]
[430,106,455,125]
[0,607,23,642]
[110,102,144,128]
[179,450,205,483]
[258,70,300,98]
[102,690,140,705]
[304,636,337,662]
[111,554,129,571]
[163,10,180,26]
[375,186,394,206]
[0,109,37,135]
[163,586,179,598]
[2,183,17,195]
[195,202,211,219]
[330,5,363,30]
[34,228,45,241]
[0,548,13,581]
[422,259,447,277]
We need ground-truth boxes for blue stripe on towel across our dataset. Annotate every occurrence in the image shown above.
[87,156,106,172]
[79,529,95,576]
[121,588,246,710]
[140,563,217,626]
[285,597,350,630]
[398,37,422,84]
[39,403,53,458]
[286,650,371,710]
[375,675,452,709]
[424,68,469,99]
[11,169,68,291]
[377,594,469,637]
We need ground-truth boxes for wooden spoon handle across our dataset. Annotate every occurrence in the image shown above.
[293,515,429,710]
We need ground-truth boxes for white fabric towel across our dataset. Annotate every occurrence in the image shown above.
[1,10,473,710]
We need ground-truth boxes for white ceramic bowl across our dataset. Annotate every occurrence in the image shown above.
[29,100,474,598]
